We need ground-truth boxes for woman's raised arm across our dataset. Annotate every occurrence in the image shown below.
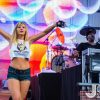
[0,29,11,42]
[29,21,66,43]
[29,23,56,43]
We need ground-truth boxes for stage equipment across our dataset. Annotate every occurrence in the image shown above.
[51,47,77,72]
[82,48,100,83]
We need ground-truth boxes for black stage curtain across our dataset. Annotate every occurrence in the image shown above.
[38,73,62,100]
[31,76,40,100]
[61,65,82,100]
[31,66,82,100]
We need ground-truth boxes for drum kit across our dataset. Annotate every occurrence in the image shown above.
[50,45,77,72]
[43,27,78,73]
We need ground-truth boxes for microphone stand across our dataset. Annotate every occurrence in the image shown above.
[43,29,57,69]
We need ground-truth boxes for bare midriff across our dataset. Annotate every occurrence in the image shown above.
[10,57,30,70]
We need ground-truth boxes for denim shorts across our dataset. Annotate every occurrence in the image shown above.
[7,66,31,81]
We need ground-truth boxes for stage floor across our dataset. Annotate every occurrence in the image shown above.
[0,89,10,100]
[80,91,100,100]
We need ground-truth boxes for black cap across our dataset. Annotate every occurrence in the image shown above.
[80,27,96,36]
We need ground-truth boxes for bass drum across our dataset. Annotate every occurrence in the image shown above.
[51,55,65,72]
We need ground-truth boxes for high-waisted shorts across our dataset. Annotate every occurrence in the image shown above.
[7,66,31,81]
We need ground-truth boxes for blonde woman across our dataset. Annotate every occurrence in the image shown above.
[0,21,65,100]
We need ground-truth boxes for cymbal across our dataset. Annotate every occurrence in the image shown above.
[35,41,49,45]
[52,45,68,50]
[80,27,96,36]
[55,27,65,44]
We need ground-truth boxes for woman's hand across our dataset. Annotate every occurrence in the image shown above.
[56,20,66,28]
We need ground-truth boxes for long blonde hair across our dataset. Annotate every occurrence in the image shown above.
[11,22,28,43]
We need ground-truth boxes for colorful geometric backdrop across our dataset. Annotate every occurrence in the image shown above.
[0,0,100,79]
